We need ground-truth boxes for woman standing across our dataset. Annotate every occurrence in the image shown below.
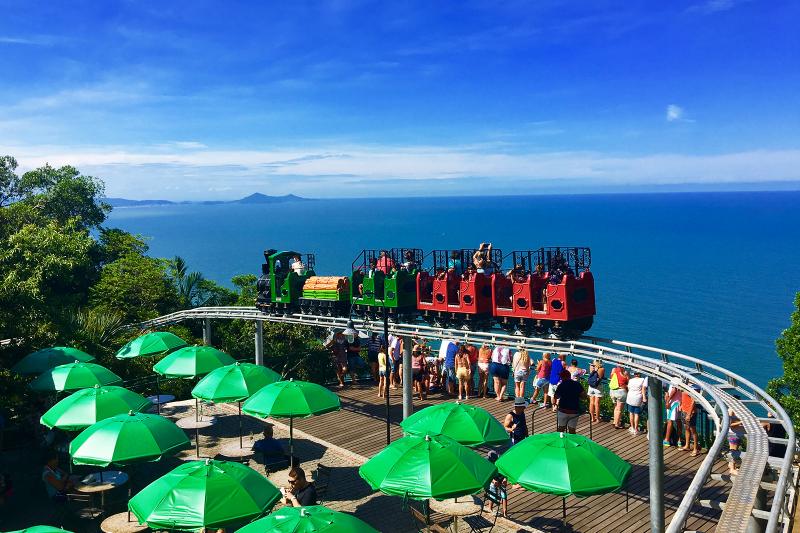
[609,364,629,429]
[491,345,511,401]
[455,347,471,400]
[586,360,605,423]
[477,344,492,398]
[512,348,531,399]
[532,352,552,407]
[411,346,426,400]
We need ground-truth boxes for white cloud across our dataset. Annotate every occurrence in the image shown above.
[2,142,798,199]
[666,104,684,122]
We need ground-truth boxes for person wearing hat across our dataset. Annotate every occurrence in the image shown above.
[503,397,529,445]
[485,450,508,517]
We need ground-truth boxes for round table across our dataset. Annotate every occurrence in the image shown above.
[220,441,255,460]
[176,416,217,457]
[75,470,129,514]
[100,512,148,533]
[429,496,482,532]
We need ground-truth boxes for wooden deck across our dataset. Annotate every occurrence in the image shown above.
[290,382,730,533]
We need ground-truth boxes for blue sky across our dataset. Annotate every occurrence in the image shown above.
[1,0,798,199]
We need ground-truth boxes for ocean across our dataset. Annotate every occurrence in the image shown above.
[106,191,800,387]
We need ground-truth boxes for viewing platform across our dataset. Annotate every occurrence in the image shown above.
[141,306,799,532]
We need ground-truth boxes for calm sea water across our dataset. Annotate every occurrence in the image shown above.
[106,191,800,387]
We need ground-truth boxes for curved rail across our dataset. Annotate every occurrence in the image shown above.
[138,306,796,532]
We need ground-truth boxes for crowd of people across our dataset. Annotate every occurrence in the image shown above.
[326,333,749,464]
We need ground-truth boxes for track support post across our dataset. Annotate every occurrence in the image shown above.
[203,318,212,345]
[254,320,264,366]
[648,376,665,533]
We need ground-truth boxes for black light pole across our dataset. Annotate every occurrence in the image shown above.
[384,302,390,445]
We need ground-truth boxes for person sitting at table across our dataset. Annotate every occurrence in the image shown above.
[281,466,317,507]
[253,425,291,469]
[42,450,75,502]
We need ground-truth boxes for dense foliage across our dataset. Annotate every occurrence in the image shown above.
[0,155,330,419]
[768,292,800,425]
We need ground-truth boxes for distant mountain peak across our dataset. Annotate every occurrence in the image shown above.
[104,192,308,208]
[238,192,305,203]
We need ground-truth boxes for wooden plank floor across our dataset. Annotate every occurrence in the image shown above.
[292,383,730,532]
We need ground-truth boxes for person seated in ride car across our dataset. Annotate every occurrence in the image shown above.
[506,264,527,283]
[376,250,395,274]
[358,257,379,296]
[473,242,494,274]
[401,250,417,272]
[447,250,463,276]
[290,254,305,275]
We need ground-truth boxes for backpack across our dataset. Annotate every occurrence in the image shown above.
[609,370,619,390]
[588,370,600,388]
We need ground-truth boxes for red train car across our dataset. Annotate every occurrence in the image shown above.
[416,248,501,329]
[492,247,595,337]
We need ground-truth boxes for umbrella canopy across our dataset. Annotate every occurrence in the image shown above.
[236,505,379,533]
[29,362,122,392]
[70,411,191,467]
[400,402,510,447]
[153,345,235,378]
[242,379,341,419]
[12,346,95,375]
[8,526,71,533]
[192,362,280,403]
[359,433,497,500]
[41,384,151,431]
[128,459,280,531]
[495,432,631,497]
[116,331,188,359]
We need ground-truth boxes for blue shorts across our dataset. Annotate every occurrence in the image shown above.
[627,404,643,415]
[444,366,457,383]
[534,377,549,388]
[489,362,509,380]
[347,355,361,370]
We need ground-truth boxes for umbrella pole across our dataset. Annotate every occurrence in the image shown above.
[589,413,593,440]
[289,417,294,466]
[195,397,199,422]
[156,376,160,415]
[195,426,200,457]
[562,497,566,532]
[238,401,243,448]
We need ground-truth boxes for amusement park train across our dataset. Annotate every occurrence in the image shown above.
[255,246,595,338]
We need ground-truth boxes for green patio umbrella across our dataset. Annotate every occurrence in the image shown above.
[193,362,281,447]
[153,345,235,378]
[236,505,379,533]
[12,346,95,375]
[358,433,496,500]
[115,331,187,359]
[242,379,341,461]
[6,527,76,533]
[128,459,280,531]
[70,411,191,467]
[29,362,122,392]
[496,432,632,527]
[400,401,510,447]
[41,384,151,431]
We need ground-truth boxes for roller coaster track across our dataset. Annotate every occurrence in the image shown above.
[138,306,798,533]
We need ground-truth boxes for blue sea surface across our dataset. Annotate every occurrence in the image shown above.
[106,191,800,387]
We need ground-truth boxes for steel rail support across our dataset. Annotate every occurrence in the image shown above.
[254,320,264,366]
[648,376,665,533]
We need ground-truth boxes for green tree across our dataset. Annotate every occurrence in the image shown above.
[768,292,800,425]
[90,253,179,323]
[99,228,149,264]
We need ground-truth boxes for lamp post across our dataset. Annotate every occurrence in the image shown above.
[383,303,390,445]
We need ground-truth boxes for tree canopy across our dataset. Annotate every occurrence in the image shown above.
[768,292,800,425]
[0,155,329,418]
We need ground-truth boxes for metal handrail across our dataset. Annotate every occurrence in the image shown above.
[137,306,796,532]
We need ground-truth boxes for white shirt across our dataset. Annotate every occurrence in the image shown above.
[492,346,511,365]
[438,339,456,360]
[290,260,305,275]
[626,376,647,407]
[389,335,402,360]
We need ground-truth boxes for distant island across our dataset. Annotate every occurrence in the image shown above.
[104,193,309,207]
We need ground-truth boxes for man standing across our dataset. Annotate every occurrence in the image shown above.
[554,369,586,434]
[503,397,529,444]
[439,339,459,396]
[548,353,568,412]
